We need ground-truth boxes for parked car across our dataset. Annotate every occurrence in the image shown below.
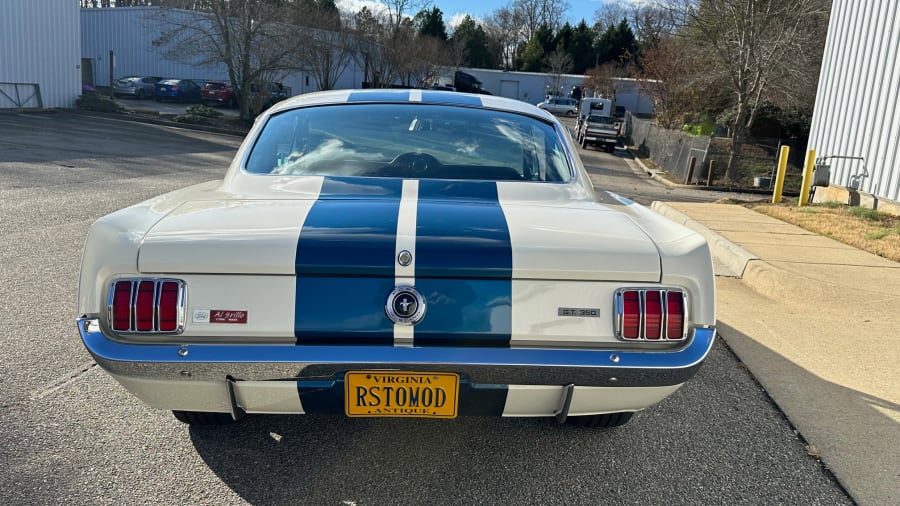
[153,79,202,103]
[201,80,237,108]
[537,96,578,116]
[577,114,619,152]
[113,76,163,100]
[77,89,716,428]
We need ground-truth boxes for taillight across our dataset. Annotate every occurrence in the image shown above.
[644,291,662,340]
[112,281,132,331]
[108,279,185,334]
[621,290,640,339]
[666,291,685,339]
[616,289,687,341]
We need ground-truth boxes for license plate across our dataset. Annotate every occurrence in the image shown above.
[344,371,459,418]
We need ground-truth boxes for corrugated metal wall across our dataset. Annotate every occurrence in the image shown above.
[808,0,900,203]
[81,7,228,87]
[0,0,81,108]
[80,7,363,97]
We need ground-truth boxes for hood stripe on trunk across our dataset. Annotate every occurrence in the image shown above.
[414,180,513,278]
[295,177,402,344]
[294,177,514,348]
[413,180,512,347]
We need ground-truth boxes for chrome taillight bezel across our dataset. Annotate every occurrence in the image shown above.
[107,278,186,335]
[614,288,689,342]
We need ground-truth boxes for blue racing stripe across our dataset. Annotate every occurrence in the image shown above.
[413,279,512,347]
[295,277,396,344]
[295,176,402,276]
[421,91,483,107]
[347,90,411,102]
[414,180,512,347]
[415,180,512,278]
[295,176,402,345]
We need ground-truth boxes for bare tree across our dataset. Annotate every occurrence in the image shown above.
[485,6,522,70]
[514,0,570,41]
[545,49,573,97]
[152,1,305,119]
[633,36,704,128]
[584,61,629,100]
[666,0,829,181]
[379,0,430,35]
[294,26,353,91]
[593,0,629,29]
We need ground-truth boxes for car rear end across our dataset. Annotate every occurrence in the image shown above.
[113,77,140,97]
[154,79,183,101]
[581,115,619,152]
[77,91,715,426]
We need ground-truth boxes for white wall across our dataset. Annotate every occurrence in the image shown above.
[807,0,900,202]
[81,7,364,98]
[0,0,81,108]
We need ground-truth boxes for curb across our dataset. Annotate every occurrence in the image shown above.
[650,202,849,302]
[76,110,248,137]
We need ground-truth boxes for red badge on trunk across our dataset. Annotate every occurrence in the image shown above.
[209,310,248,324]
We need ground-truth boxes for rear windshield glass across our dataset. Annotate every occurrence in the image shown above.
[244,104,571,182]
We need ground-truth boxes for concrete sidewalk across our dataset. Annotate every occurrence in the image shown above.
[652,202,900,506]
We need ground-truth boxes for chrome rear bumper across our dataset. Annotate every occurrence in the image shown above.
[78,318,715,389]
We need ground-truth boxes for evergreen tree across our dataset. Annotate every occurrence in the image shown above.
[413,6,448,41]
[452,15,495,68]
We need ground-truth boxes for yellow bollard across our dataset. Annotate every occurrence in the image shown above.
[799,148,816,207]
[772,146,790,204]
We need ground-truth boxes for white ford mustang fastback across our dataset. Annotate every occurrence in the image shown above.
[77,90,716,428]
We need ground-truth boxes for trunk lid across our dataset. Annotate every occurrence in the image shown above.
[138,198,660,281]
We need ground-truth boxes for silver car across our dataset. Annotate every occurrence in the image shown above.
[536,97,578,116]
[113,76,163,100]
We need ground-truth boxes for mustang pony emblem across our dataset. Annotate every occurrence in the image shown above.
[386,286,426,325]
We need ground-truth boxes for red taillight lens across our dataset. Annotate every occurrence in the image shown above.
[666,291,685,339]
[112,281,132,331]
[618,289,687,341]
[644,291,662,340]
[109,279,183,333]
[134,280,155,331]
[158,281,179,332]
[622,290,640,339]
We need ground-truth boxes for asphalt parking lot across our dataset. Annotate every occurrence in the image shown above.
[0,110,852,504]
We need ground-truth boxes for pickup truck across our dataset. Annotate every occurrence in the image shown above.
[577,114,618,152]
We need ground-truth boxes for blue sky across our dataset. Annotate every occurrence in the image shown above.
[337,1,612,30]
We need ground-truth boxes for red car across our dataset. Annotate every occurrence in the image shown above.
[201,80,237,108]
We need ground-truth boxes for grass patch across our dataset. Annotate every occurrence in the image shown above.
[848,206,881,221]
[748,202,900,262]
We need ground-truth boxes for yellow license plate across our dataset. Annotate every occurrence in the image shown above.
[344,371,459,418]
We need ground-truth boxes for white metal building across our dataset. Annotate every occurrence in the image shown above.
[808,0,900,204]
[0,0,81,108]
[81,7,363,98]
[462,68,654,114]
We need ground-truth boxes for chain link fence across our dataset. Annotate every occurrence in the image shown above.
[624,112,712,183]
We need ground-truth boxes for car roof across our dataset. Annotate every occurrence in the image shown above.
[267,89,551,121]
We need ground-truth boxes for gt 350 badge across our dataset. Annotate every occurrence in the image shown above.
[386,286,426,325]
[558,307,601,317]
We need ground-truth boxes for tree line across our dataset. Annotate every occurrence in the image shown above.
[82,0,830,182]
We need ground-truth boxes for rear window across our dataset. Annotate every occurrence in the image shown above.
[244,104,572,182]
